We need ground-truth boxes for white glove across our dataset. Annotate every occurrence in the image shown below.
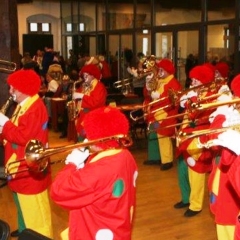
[0,113,9,127]
[180,94,188,108]
[187,90,198,99]
[73,92,84,100]
[146,73,154,82]
[210,129,240,155]
[151,91,160,100]
[65,148,90,169]
[218,85,231,95]
[180,91,197,108]
[222,108,240,127]
[217,92,233,102]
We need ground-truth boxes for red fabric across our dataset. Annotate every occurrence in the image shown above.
[7,69,41,96]
[50,149,137,240]
[2,97,51,194]
[177,90,216,173]
[100,60,112,79]
[75,81,107,137]
[206,109,240,226]
[208,150,240,225]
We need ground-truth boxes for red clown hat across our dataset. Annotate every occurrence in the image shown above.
[7,69,41,96]
[83,106,129,149]
[231,74,240,97]
[80,64,101,80]
[215,62,229,78]
[156,59,175,74]
[189,65,214,84]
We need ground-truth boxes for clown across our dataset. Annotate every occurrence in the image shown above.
[73,64,107,142]
[148,58,182,170]
[50,106,138,240]
[174,64,216,217]
[200,74,240,240]
[0,69,53,238]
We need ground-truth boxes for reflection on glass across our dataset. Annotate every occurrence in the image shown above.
[155,32,173,59]
[177,31,199,88]
[106,2,134,30]
[136,1,151,28]
[207,25,233,64]
[207,0,235,21]
[154,0,201,25]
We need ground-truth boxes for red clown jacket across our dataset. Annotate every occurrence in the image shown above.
[1,95,51,194]
[75,79,107,138]
[50,148,138,240]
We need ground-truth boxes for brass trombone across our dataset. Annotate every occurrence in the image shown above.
[176,123,240,146]
[113,72,153,89]
[129,79,227,122]
[4,134,132,179]
[0,59,17,73]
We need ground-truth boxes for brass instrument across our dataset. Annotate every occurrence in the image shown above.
[113,72,151,89]
[176,124,240,146]
[5,134,132,178]
[0,59,17,73]
[67,80,83,121]
[0,96,14,114]
[130,80,230,122]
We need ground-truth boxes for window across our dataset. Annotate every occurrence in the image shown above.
[28,22,51,34]
[66,23,72,32]
[79,23,85,32]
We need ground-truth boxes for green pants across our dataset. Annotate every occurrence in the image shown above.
[148,132,161,161]
[177,154,190,203]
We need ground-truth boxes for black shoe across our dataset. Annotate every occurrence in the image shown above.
[174,201,190,209]
[143,160,161,165]
[184,209,202,217]
[160,162,173,171]
[11,230,20,237]
[0,179,7,188]
[59,133,67,138]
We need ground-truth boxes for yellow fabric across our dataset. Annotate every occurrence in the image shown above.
[89,149,122,163]
[157,134,173,164]
[5,153,19,178]
[212,167,220,195]
[156,74,174,94]
[60,228,69,240]
[84,78,98,96]
[188,168,205,211]
[12,94,39,125]
[216,224,235,240]
[154,109,167,122]
[187,138,202,160]
[17,189,53,238]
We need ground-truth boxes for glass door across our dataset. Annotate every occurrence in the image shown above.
[155,30,199,89]
[177,30,199,89]
[109,34,133,80]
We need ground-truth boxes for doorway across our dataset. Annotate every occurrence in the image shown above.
[155,29,199,88]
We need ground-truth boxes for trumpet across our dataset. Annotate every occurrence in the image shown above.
[4,134,132,178]
[0,59,17,73]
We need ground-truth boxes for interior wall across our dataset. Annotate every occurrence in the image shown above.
[17,1,60,54]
